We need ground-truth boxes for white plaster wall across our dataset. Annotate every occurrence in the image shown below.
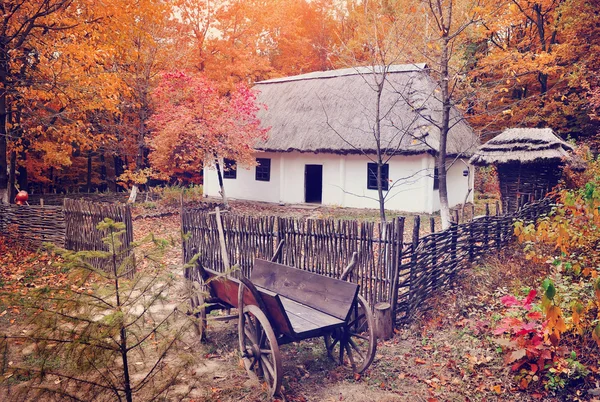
[431,157,475,212]
[447,158,475,207]
[277,152,343,205]
[203,151,474,213]
[203,152,281,203]
[342,154,431,213]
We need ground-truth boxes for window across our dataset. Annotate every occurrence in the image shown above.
[223,159,236,179]
[433,167,439,190]
[367,163,389,191]
[255,158,271,181]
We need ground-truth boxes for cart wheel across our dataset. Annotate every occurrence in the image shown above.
[324,295,376,373]
[239,304,282,397]
[189,282,207,342]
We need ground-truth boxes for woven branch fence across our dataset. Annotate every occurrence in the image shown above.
[0,203,66,246]
[182,197,553,323]
[63,199,136,277]
[0,199,136,277]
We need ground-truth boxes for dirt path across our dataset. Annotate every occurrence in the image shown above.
[130,215,542,402]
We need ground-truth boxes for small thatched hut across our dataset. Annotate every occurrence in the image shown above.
[469,128,573,212]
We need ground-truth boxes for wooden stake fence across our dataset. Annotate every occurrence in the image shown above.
[0,199,136,279]
[63,199,136,277]
[182,196,554,323]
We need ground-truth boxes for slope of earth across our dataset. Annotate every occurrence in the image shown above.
[2,210,591,401]
[183,248,564,402]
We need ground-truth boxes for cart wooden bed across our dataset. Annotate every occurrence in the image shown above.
[188,255,377,397]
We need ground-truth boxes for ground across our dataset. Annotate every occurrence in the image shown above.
[1,198,589,401]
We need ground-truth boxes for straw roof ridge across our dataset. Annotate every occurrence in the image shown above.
[469,127,573,166]
[257,63,429,85]
[253,64,479,156]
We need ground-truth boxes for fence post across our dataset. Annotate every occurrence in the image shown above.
[429,217,438,290]
[496,201,502,249]
[484,203,490,247]
[408,215,420,318]
[389,217,404,326]
[450,221,458,275]
[468,217,475,262]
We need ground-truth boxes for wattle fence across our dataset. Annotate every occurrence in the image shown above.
[0,203,66,246]
[182,197,554,323]
[63,199,136,277]
[0,199,135,276]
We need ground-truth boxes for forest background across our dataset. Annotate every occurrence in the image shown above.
[0,0,598,202]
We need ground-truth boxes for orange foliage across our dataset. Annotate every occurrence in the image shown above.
[467,0,600,140]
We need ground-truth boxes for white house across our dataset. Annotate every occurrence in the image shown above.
[204,64,478,213]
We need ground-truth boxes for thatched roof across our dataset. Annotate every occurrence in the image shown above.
[469,128,574,166]
[253,64,478,156]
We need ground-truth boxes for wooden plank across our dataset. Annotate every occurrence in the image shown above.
[251,259,359,321]
[202,266,294,336]
[279,296,344,329]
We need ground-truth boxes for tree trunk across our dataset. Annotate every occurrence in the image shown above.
[99,153,107,192]
[114,155,123,192]
[128,184,138,203]
[87,152,93,192]
[128,91,148,203]
[377,161,386,224]
[17,150,27,192]
[48,166,54,194]
[0,45,8,204]
[8,151,16,203]
[214,157,228,207]
[375,75,386,224]
[438,36,452,230]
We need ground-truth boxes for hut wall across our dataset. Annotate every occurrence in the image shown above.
[204,151,474,213]
[204,151,283,204]
[498,162,562,212]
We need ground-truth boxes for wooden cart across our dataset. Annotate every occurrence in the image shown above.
[188,257,377,397]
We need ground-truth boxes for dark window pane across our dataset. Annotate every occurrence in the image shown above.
[255,158,271,182]
[223,159,236,179]
[367,163,389,191]
[433,167,439,190]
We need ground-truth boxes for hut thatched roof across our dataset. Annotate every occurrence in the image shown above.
[253,64,478,156]
[469,128,574,166]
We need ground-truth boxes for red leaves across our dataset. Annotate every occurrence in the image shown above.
[500,289,536,311]
[500,294,520,307]
[148,71,268,178]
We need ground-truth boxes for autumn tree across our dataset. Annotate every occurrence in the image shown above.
[329,0,421,223]
[101,0,176,202]
[416,0,485,228]
[0,0,139,201]
[148,71,268,206]
[467,0,600,143]
[331,0,482,227]
[0,0,75,203]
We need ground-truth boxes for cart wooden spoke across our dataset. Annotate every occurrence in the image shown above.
[325,294,376,373]
[239,303,282,396]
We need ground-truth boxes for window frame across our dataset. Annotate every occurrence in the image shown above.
[367,162,389,191]
[255,158,271,182]
[222,158,237,179]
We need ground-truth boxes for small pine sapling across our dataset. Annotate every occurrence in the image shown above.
[1,218,192,402]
